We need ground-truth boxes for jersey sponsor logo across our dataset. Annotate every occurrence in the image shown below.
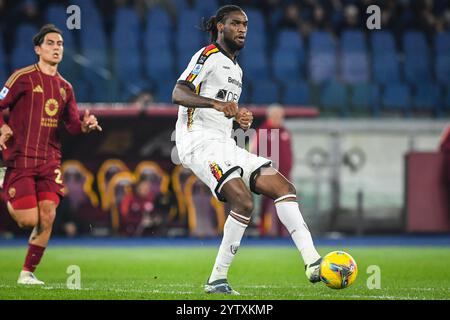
[216,89,239,102]
[33,85,44,93]
[228,77,242,88]
[215,89,228,100]
[44,98,59,117]
[191,64,203,75]
[222,66,230,70]
[0,86,9,100]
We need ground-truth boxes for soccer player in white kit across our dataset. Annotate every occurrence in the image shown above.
[172,5,322,295]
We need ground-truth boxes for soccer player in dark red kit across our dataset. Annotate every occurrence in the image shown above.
[0,24,102,285]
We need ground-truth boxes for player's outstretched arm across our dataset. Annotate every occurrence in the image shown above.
[81,109,102,133]
[172,84,238,118]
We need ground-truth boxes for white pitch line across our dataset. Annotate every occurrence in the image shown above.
[0,284,435,300]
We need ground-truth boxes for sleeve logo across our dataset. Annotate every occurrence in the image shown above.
[191,64,203,75]
[0,86,9,100]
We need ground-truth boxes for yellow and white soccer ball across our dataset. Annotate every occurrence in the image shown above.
[320,251,358,289]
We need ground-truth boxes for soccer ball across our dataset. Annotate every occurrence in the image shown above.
[320,251,358,289]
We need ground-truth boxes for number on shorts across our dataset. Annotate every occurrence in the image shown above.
[54,169,63,184]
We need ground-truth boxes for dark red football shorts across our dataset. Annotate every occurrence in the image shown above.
[3,160,64,209]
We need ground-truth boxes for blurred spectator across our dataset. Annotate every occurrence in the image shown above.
[310,5,332,34]
[131,89,155,108]
[278,3,302,32]
[120,179,163,236]
[251,104,293,237]
[20,0,40,25]
[342,4,361,30]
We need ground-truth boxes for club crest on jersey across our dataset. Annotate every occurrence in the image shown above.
[0,87,9,100]
[60,87,67,102]
[209,162,223,181]
[45,98,59,117]
[191,64,203,75]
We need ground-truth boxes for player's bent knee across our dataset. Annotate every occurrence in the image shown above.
[286,183,297,196]
[276,182,296,198]
[233,196,254,216]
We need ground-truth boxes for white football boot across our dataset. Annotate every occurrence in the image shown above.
[17,271,45,285]
[305,257,323,283]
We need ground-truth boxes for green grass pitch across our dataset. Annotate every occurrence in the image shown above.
[0,246,449,300]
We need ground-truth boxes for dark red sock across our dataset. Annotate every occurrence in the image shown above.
[23,243,46,272]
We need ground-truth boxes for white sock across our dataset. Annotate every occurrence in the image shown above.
[209,211,249,282]
[275,195,321,265]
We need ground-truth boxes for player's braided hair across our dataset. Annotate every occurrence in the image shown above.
[33,24,62,46]
[202,5,244,42]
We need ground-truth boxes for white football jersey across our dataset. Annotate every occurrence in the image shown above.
[175,43,243,160]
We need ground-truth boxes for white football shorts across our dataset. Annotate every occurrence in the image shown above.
[179,138,271,201]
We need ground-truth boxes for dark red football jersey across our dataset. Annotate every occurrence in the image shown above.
[0,64,82,168]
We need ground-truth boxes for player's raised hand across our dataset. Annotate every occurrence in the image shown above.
[214,101,238,118]
[81,109,102,133]
[0,124,13,150]
[235,107,253,130]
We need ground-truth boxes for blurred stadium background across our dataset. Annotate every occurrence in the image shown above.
[0,0,449,240]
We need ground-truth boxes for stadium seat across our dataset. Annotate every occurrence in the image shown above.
[146,48,174,83]
[445,88,450,111]
[97,159,130,211]
[277,30,304,51]
[341,30,369,84]
[272,49,303,84]
[309,31,337,83]
[370,31,397,55]
[412,83,441,113]
[282,81,310,106]
[273,32,305,82]
[184,175,225,237]
[243,8,266,51]
[11,24,39,70]
[320,81,349,115]
[434,31,450,56]
[171,165,194,229]
[156,79,177,103]
[250,80,280,105]
[0,36,6,85]
[146,6,172,32]
[382,83,411,113]
[436,56,450,86]
[349,83,381,115]
[372,53,401,85]
[403,51,432,85]
[107,171,136,234]
[195,0,218,16]
[403,31,429,57]
[134,161,170,197]
[62,160,99,209]
[240,51,271,81]
[342,30,366,52]
[113,7,143,100]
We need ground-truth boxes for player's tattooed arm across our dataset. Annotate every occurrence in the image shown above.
[172,83,238,118]
[0,124,13,150]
